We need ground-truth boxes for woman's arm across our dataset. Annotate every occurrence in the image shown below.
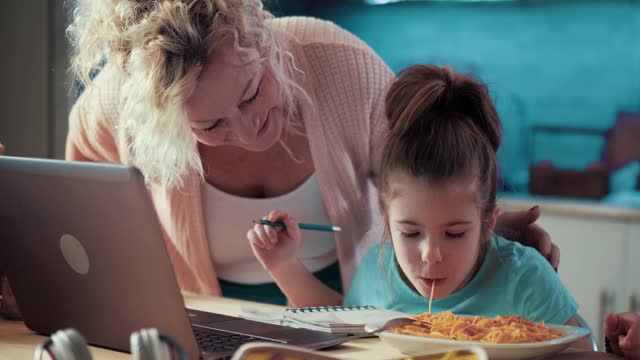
[368,53,396,184]
[65,65,125,164]
[65,92,120,163]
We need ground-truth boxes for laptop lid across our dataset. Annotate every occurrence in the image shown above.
[0,156,200,359]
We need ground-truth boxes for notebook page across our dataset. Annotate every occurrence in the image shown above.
[286,308,408,326]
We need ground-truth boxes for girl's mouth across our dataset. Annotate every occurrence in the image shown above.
[418,277,444,288]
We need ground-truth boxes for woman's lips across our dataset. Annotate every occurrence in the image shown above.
[256,111,271,137]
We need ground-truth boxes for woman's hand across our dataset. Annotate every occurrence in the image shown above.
[247,209,302,273]
[494,206,560,270]
[605,312,640,359]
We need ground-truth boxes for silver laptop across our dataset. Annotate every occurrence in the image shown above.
[0,156,353,359]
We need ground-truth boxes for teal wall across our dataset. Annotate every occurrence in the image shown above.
[298,0,640,192]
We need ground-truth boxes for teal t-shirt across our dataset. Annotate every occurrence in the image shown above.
[344,236,578,325]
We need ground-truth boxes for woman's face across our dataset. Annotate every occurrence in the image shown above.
[186,41,284,151]
[386,173,494,300]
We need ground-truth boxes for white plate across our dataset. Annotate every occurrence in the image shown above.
[376,323,590,360]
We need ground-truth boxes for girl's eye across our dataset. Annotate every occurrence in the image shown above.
[203,119,223,132]
[401,231,421,239]
[445,231,465,239]
[241,78,263,107]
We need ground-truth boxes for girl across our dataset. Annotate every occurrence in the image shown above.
[248,65,590,349]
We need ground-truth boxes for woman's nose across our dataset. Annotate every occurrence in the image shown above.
[228,110,259,142]
[421,239,443,264]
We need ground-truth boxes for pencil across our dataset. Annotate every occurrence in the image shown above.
[253,219,341,232]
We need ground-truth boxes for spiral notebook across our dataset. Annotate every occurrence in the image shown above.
[241,305,408,334]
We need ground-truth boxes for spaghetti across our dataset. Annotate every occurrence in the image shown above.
[391,311,563,344]
[428,280,435,314]
[401,349,479,360]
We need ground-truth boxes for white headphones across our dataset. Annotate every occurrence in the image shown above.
[130,328,189,360]
[35,328,188,360]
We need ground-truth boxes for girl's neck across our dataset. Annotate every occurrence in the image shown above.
[451,241,488,294]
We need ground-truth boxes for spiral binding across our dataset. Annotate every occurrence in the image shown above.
[285,305,376,313]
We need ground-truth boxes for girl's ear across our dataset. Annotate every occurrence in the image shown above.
[381,211,391,240]
[381,208,389,222]
[488,206,500,233]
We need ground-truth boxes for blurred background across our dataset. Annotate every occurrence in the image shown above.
[0,0,639,341]
[1,0,639,203]
[274,0,640,206]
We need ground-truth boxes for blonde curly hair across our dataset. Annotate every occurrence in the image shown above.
[67,0,310,189]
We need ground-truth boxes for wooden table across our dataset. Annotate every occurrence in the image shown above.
[0,294,621,360]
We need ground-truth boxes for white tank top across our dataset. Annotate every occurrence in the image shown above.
[202,175,337,284]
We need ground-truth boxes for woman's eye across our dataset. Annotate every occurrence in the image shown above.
[203,119,223,132]
[401,231,420,239]
[445,231,465,239]
[241,78,263,106]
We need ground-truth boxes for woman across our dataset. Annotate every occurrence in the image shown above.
[65,0,558,305]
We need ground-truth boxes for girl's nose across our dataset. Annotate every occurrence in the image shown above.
[421,239,443,264]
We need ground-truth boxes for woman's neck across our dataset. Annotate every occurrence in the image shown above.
[198,130,314,198]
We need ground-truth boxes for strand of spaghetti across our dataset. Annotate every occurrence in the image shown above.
[429,280,436,314]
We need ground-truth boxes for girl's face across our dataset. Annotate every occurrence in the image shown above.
[186,41,284,152]
[386,173,496,300]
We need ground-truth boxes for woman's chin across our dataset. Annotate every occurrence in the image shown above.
[194,127,282,152]
[243,139,278,152]
[244,128,283,152]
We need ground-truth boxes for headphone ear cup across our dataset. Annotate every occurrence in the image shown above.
[49,329,92,360]
[131,328,170,360]
[130,329,151,360]
[150,330,171,360]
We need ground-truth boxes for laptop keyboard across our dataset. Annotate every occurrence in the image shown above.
[193,326,281,353]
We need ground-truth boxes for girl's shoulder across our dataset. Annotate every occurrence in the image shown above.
[361,242,390,264]
[489,236,578,324]
[492,235,545,263]
[490,235,556,277]
[346,241,399,307]
[353,242,394,279]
